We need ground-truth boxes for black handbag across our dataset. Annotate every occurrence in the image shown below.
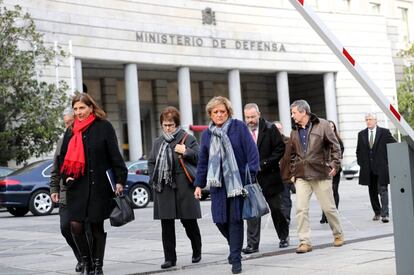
[178,133,197,183]
[109,194,135,227]
[242,165,269,220]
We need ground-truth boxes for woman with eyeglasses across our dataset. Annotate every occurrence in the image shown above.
[148,106,202,269]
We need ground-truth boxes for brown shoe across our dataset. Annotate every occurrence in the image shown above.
[373,214,380,221]
[333,234,344,247]
[296,243,312,253]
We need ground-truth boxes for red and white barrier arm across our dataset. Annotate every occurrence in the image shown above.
[288,0,414,144]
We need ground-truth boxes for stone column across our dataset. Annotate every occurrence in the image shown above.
[324,72,338,126]
[228,69,243,120]
[178,67,193,132]
[101,78,123,151]
[152,79,168,135]
[199,81,214,124]
[75,59,83,92]
[125,63,142,161]
[276,72,291,135]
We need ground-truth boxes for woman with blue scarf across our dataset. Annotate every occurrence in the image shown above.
[194,96,259,274]
[148,106,202,269]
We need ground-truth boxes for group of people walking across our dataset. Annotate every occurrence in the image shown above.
[50,92,396,275]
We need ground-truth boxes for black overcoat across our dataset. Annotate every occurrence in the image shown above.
[356,126,396,186]
[256,118,286,196]
[59,119,127,222]
[148,129,201,220]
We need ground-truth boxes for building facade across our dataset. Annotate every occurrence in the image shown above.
[5,0,413,164]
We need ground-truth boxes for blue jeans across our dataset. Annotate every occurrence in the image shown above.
[215,198,244,265]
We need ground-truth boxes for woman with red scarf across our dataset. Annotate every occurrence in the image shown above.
[59,93,127,275]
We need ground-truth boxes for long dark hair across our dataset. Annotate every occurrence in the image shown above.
[328,120,342,144]
[71,93,106,120]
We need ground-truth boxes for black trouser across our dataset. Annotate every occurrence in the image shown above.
[59,204,80,262]
[246,193,289,248]
[280,183,293,225]
[368,172,389,217]
[216,197,244,266]
[161,219,202,262]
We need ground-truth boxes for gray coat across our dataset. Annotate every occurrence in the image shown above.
[148,129,201,220]
[50,138,68,205]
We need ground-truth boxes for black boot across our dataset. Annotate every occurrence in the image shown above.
[72,232,92,275]
[92,232,107,275]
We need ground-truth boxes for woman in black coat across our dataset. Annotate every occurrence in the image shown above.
[59,93,127,275]
[320,120,344,224]
[148,106,202,269]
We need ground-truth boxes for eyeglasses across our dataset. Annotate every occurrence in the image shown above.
[162,123,176,128]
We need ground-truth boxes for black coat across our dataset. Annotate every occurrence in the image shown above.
[256,118,286,196]
[148,129,201,220]
[59,119,127,222]
[356,126,396,186]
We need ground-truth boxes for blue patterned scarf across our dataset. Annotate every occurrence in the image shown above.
[207,119,244,197]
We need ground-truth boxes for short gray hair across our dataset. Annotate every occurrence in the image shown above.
[365,112,377,120]
[244,103,260,113]
[290,100,311,114]
[63,107,74,117]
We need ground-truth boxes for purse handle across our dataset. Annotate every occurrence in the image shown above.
[245,164,253,185]
[178,133,194,183]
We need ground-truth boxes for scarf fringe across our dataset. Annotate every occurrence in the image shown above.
[60,160,84,179]
[227,187,246,198]
[208,178,222,188]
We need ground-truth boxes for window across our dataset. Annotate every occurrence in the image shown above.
[369,2,380,14]
[398,7,410,44]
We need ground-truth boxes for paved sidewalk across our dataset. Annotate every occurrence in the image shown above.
[0,179,396,275]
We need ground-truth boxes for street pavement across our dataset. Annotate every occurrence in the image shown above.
[0,178,396,275]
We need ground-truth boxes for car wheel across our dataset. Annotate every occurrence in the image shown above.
[29,190,54,216]
[7,207,29,217]
[129,184,150,208]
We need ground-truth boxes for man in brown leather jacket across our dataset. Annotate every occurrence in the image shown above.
[289,100,344,254]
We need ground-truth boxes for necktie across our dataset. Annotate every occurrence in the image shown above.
[252,129,257,143]
[369,130,374,149]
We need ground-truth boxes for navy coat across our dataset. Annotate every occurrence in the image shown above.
[194,119,260,224]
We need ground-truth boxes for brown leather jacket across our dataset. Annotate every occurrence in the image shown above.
[290,114,341,181]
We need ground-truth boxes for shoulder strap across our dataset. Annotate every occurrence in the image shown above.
[178,132,194,183]
[180,132,189,145]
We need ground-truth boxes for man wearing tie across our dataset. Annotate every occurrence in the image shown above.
[242,103,289,254]
[356,112,396,223]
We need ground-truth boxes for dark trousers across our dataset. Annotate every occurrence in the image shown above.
[215,198,244,265]
[59,204,80,262]
[368,173,389,217]
[280,183,293,225]
[161,219,202,262]
[246,193,289,248]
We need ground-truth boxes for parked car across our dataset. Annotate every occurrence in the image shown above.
[0,167,15,177]
[125,159,209,201]
[342,159,360,180]
[0,160,55,217]
[125,160,152,208]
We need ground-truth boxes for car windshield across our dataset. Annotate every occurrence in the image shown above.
[8,161,47,176]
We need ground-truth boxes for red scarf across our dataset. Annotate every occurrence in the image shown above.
[61,114,96,179]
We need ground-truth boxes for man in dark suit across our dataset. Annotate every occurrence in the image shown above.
[356,112,396,223]
[241,103,289,254]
